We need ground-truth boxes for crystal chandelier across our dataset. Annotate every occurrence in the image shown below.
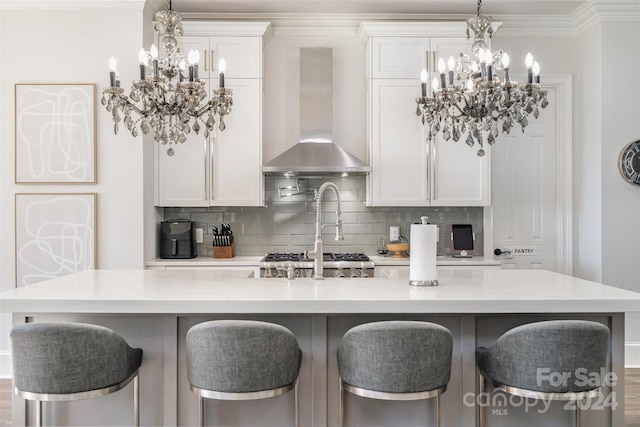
[416,0,548,157]
[101,4,232,156]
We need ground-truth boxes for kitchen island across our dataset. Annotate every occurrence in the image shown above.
[1,268,639,426]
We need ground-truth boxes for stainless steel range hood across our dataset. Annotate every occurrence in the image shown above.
[262,48,370,176]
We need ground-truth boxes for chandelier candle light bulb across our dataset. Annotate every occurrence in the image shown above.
[187,49,198,81]
[438,58,447,89]
[150,44,159,78]
[533,61,540,84]
[485,50,493,81]
[420,68,428,97]
[415,0,548,157]
[502,52,510,82]
[138,48,147,80]
[109,57,117,87]
[525,52,534,83]
[219,58,226,88]
[447,56,455,85]
[193,50,200,80]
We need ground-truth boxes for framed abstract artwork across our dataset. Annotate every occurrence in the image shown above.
[15,83,96,183]
[15,193,97,287]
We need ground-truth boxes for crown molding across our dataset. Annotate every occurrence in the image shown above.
[181,21,273,40]
[3,2,638,34]
[0,0,146,10]
[571,1,601,35]
[178,12,582,37]
[494,15,581,37]
[593,0,640,20]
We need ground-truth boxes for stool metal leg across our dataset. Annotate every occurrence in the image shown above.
[134,374,140,427]
[35,400,42,427]
[294,380,300,427]
[199,395,204,427]
[479,374,485,427]
[339,379,344,427]
[436,395,441,427]
[576,404,581,427]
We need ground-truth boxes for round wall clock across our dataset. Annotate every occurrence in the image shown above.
[619,140,640,186]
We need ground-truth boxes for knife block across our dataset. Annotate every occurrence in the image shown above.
[213,238,234,258]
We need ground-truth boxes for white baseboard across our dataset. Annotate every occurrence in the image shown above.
[0,351,11,378]
[626,342,640,368]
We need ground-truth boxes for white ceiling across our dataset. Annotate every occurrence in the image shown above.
[171,0,588,16]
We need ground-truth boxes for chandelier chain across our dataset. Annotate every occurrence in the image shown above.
[477,0,482,16]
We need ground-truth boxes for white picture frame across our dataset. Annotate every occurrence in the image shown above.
[15,83,96,184]
[15,193,97,287]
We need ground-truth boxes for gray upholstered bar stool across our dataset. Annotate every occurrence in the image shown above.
[476,320,610,427]
[337,321,453,427]
[9,322,143,427]
[186,320,303,427]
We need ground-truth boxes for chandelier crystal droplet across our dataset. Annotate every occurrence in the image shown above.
[101,8,232,156]
[415,0,548,157]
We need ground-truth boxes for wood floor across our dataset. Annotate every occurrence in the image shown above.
[0,370,639,426]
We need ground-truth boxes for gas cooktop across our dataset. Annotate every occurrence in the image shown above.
[261,253,370,263]
[259,252,374,278]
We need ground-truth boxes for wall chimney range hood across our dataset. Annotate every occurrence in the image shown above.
[262,48,370,176]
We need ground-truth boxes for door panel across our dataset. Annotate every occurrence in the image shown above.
[210,78,262,206]
[492,89,558,270]
[370,79,428,206]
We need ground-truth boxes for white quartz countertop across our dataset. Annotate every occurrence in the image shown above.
[1,269,639,314]
[146,255,501,267]
[146,256,262,267]
[369,255,501,266]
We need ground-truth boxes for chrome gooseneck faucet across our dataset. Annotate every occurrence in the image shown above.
[307,182,344,279]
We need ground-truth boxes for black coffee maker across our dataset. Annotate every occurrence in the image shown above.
[160,220,197,259]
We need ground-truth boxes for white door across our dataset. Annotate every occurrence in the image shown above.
[492,86,565,271]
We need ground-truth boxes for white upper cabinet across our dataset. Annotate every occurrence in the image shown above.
[179,35,262,79]
[370,37,430,79]
[154,22,270,208]
[370,79,429,206]
[360,22,491,207]
[210,78,262,206]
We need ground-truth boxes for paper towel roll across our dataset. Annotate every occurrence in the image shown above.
[409,223,438,286]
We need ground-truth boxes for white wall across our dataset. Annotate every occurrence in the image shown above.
[576,24,603,282]
[599,21,640,366]
[0,3,151,376]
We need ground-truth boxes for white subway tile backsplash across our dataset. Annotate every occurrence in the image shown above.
[163,177,483,257]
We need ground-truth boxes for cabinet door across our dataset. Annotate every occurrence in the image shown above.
[210,78,263,206]
[156,103,210,207]
[429,37,490,206]
[430,139,490,206]
[177,36,212,78]
[180,36,262,79]
[210,37,262,79]
[369,79,429,206]
[371,37,430,79]
[428,37,470,76]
